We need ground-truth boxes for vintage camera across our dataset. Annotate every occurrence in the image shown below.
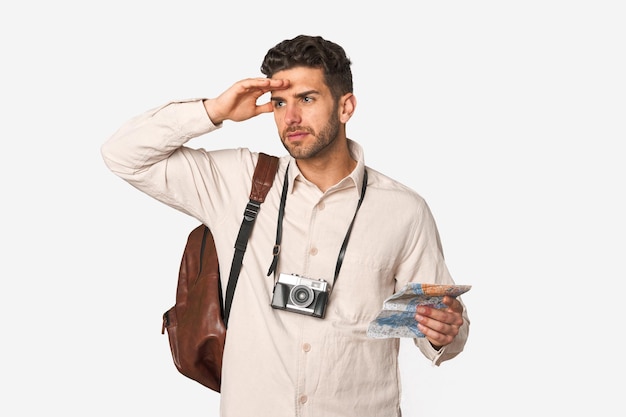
[271,273,330,318]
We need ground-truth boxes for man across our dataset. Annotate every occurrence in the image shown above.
[102,34,469,417]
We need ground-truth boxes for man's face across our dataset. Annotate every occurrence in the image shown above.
[270,67,341,160]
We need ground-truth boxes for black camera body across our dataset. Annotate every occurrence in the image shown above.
[271,273,330,318]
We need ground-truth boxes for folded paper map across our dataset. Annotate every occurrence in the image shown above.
[367,283,471,339]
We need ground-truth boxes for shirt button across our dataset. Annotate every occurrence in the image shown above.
[299,395,308,404]
[317,202,325,210]
[302,343,311,352]
[309,247,318,256]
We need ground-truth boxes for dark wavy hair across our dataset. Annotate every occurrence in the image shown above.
[260,35,353,99]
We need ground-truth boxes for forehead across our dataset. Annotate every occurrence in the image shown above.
[271,66,328,92]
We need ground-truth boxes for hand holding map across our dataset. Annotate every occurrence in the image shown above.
[367,283,471,339]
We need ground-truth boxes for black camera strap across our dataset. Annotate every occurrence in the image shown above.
[267,162,368,289]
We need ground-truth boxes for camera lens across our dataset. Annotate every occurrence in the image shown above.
[289,285,314,307]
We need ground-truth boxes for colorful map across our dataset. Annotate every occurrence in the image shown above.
[367,283,471,339]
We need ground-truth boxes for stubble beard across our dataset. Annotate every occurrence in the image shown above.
[280,111,341,160]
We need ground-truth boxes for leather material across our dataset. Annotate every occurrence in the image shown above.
[161,153,279,392]
[162,224,224,391]
[250,153,279,202]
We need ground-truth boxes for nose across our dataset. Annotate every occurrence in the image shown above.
[283,103,301,126]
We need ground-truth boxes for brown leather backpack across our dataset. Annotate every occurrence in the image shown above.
[161,153,279,392]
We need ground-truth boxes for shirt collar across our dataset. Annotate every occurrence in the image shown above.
[286,139,366,198]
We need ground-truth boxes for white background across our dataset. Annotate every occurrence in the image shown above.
[2,1,624,416]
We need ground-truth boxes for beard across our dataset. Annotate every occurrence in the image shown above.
[280,110,341,160]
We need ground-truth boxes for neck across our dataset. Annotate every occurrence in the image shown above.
[296,149,357,192]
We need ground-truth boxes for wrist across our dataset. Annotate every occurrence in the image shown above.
[203,99,224,126]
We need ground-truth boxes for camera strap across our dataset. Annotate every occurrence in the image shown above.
[267,162,368,289]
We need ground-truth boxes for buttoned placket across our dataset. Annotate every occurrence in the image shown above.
[282,172,367,417]
[294,198,327,416]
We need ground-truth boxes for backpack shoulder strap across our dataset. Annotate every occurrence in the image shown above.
[224,153,280,327]
[250,153,280,202]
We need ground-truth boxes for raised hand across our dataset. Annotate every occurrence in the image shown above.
[203,78,290,125]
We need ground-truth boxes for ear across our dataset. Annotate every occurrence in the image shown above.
[339,93,357,123]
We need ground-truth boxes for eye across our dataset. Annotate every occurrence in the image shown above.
[302,96,313,103]
[274,100,286,108]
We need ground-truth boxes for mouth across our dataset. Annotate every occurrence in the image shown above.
[285,130,310,141]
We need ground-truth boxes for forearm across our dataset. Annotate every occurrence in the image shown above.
[101,98,217,178]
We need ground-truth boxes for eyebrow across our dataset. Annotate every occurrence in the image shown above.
[271,89,320,102]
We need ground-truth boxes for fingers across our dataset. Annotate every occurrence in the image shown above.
[242,78,289,116]
[208,78,290,124]
[414,297,464,347]
[443,295,464,313]
[249,79,289,116]
[237,77,290,94]
[255,101,275,115]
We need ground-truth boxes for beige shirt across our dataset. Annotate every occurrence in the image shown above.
[102,99,470,417]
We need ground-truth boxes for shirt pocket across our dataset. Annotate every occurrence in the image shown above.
[327,255,396,325]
